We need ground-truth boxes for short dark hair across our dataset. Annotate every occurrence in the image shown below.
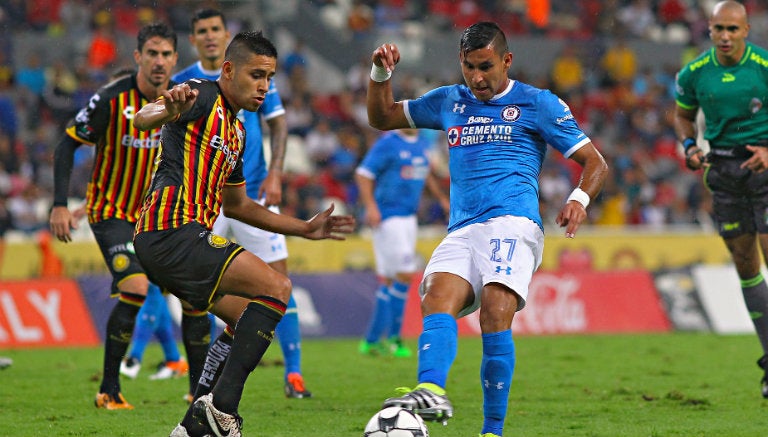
[460,22,508,58]
[109,67,135,81]
[137,22,177,52]
[191,8,226,30]
[225,31,278,64]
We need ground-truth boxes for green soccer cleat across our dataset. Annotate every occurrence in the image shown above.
[359,340,388,356]
[388,336,413,358]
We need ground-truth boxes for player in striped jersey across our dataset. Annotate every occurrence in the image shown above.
[49,22,191,411]
[132,31,355,437]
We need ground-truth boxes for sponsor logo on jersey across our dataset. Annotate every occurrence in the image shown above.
[501,105,521,122]
[121,131,162,149]
[722,72,735,83]
[209,134,240,167]
[108,242,136,255]
[447,124,515,147]
[452,103,466,114]
[751,97,763,114]
[122,105,136,119]
[468,116,493,124]
[207,233,231,249]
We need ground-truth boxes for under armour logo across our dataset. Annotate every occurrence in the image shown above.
[484,379,505,390]
[495,266,512,275]
[453,103,466,114]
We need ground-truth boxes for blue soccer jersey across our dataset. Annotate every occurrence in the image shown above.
[172,61,220,82]
[404,80,590,232]
[238,80,285,199]
[173,63,286,199]
[356,131,433,220]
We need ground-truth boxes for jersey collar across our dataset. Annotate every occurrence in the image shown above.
[490,79,515,101]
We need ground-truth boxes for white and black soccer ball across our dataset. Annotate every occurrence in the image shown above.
[363,406,429,437]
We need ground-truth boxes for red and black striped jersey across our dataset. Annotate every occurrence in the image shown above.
[66,74,162,224]
[136,79,246,233]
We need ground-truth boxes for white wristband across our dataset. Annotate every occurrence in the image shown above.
[567,187,590,208]
[370,63,392,82]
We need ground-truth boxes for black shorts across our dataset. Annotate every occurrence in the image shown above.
[705,156,768,238]
[133,222,245,311]
[90,219,146,296]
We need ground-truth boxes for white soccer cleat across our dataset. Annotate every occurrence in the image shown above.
[119,357,141,379]
[192,393,243,437]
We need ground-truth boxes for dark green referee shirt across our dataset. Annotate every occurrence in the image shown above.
[675,41,768,147]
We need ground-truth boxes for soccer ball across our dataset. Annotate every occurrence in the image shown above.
[363,406,429,437]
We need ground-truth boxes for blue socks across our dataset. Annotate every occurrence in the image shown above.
[128,283,181,362]
[276,294,302,376]
[388,281,409,338]
[364,284,391,344]
[417,313,457,387]
[480,329,515,436]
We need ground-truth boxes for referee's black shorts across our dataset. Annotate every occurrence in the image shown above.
[705,154,768,238]
[134,222,245,311]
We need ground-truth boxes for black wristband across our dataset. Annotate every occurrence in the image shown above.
[683,137,697,152]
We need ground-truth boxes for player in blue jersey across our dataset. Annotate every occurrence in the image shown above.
[175,8,312,399]
[356,128,448,358]
[367,22,608,437]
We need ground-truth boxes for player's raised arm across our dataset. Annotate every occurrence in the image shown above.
[366,43,410,131]
[134,83,198,131]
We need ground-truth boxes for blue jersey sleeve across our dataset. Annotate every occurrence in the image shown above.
[404,86,455,130]
[535,91,590,158]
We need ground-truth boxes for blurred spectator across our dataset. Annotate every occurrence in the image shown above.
[59,0,92,40]
[15,53,47,97]
[373,0,407,34]
[304,117,339,167]
[87,10,118,72]
[347,0,374,39]
[550,43,585,95]
[617,0,658,39]
[285,95,315,138]
[41,61,80,128]
[0,69,18,141]
[600,37,638,86]
[283,39,309,78]
[26,0,63,32]
[8,182,48,234]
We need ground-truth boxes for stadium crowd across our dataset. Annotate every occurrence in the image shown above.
[3,0,767,239]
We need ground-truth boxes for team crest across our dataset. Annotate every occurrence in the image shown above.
[501,105,521,122]
[208,233,231,249]
[112,254,130,272]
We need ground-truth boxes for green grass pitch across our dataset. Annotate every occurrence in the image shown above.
[1,333,767,436]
